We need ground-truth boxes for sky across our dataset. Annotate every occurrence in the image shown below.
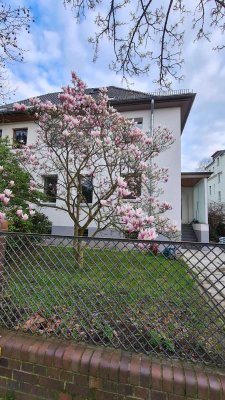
[6,0,225,171]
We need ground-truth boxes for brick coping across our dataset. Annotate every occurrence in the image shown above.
[0,328,225,399]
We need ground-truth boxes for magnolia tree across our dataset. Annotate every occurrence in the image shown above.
[15,72,176,261]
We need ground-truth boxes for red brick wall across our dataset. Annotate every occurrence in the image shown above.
[0,329,224,400]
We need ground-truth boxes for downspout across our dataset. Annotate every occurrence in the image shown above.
[149,98,154,214]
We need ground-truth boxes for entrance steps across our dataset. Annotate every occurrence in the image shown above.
[181,224,198,242]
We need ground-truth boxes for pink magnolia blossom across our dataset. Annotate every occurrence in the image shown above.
[138,228,157,241]
[118,187,131,197]
[4,189,12,197]
[14,103,27,112]
[100,199,108,206]
[16,209,23,217]
[22,214,29,221]
[146,216,154,224]
[9,180,15,187]
[117,177,127,188]
[0,166,3,172]
[3,197,10,205]
[0,212,5,220]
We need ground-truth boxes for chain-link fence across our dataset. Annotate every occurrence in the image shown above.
[0,232,225,367]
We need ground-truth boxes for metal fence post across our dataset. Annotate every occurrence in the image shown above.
[0,221,8,289]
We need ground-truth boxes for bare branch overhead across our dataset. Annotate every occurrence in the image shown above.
[64,0,225,88]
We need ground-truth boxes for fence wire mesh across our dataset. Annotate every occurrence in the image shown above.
[0,232,225,367]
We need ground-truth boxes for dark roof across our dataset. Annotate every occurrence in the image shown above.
[0,86,153,111]
[0,86,195,132]
[0,86,194,111]
[211,150,225,159]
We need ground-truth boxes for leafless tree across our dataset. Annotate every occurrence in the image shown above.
[196,157,212,171]
[64,0,225,88]
[0,1,33,103]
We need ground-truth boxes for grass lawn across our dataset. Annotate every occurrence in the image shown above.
[1,241,225,364]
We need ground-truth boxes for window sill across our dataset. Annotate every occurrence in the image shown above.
[40,202,57,205]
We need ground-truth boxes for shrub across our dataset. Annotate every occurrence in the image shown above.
[7,209,51,234]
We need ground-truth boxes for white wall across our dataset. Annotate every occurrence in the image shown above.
[206,154,225,203]
[0,105,182,234]
[121,107,181,230]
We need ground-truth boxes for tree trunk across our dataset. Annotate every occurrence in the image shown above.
[73,225,84,268]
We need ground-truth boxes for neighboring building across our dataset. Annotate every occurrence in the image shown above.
[0,86,210,241]
[206,150,225,204]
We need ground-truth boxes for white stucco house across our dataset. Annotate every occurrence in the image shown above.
[205,150,225,204]
[0,87,211,242]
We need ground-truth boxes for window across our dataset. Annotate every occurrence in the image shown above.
[78,228,88,237]
[44,175,58,203]
[124,231,138,239]
[123,173,141,199]
[13,128,28,147]
[128,117,143,129]
[0,129,2,138]
[217,157,220,166]
[218,173,221,184]
[81,176,93,203]
[209,186,212,195]
[133,117,143,129]
[214,184,215,194]
[218,191,221,202]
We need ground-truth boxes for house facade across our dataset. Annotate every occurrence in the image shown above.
[205,150,225,204]
[0,87,210,241]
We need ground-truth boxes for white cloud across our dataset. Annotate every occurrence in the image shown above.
[4,0,225,172]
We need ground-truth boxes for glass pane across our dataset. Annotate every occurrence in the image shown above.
[14,129,27,146]
[44,176,57,203]
[81,176,93,203]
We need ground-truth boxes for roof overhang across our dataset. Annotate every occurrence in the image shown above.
[0,93,196,133]
[181,171,212,187]
[111,93,196,133]
[0,111,34,123]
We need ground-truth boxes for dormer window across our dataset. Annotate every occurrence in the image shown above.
[13,128,28,148]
